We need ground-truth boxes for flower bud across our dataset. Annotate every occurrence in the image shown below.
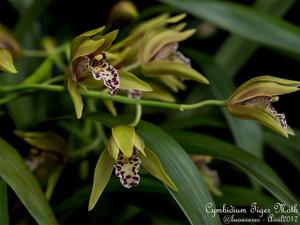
[108,1,139,27]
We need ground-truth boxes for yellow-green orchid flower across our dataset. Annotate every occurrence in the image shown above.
[111,13,209,85]
[89,125,177,210]
[108,0,139,28]
[228,76,300,137]
[67,26,154,118]
[69,27,120,94]
[67,27,119,118]
[137,15,209,85]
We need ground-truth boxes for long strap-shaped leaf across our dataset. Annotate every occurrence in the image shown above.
[0,138,59,225]
[160,0,300,56]
[173,132,299,208]
[137,122,222,225]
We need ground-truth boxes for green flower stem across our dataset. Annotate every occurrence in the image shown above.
[83,89,228,110]
[0,179,9,225]
[129,104,142,127]
[0,84,64,92]
[0,84,228,110]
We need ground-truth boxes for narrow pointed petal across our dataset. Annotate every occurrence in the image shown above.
[134,134,146,156]
[0,48,17,74]
[97,30,119,52]
[89,148,114,211]
[141,60,209,84]
[231,81,300,104]
[142,82,176,102]
[166,13,186,23]
[72,38,105,62]
[287,126,295,136]
[70,26,105,59]
[142,29,195,62]
[170,22,187,32]
[67,77,83,119]
[103,100,117,117]
[228,104,289,138]
[131,13,170,38]
[139,148,177,191]
[108,137,119,161]
[235,75,300,92]
[110,13,185,51]
[119,70,153,91]
[112,125,135,157]
[159,75,186,92]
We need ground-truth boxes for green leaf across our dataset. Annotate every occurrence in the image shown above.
[214,0,296,78]
[112,125,135,157]
[23,57,53,84]
[173,132,298,207]
[214,185,276,208]
[0,138,58,225]
[161,0,300,56]
[215,186,300,225]
[264,130,300,172]
[137,121,222,225]
[55,177,166,214]
[139,148,177,191]
[0,180,9,225]
[119,70,153,91]
[0,48,17,74]
[88,148,114,211]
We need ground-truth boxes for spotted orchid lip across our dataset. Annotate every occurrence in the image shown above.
[114,148,141,188]
[89,55,120,95]
[153,43,191,67]
[73,54,120,95]
[240,96,287,130]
